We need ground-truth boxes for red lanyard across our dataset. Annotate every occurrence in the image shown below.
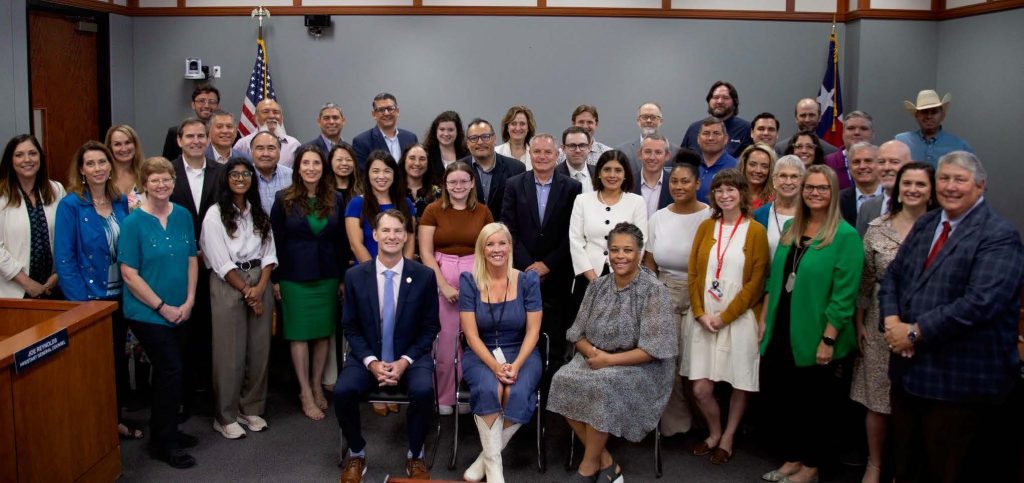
[714,215,743,281]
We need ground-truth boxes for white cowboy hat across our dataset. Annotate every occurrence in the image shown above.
[903,90,952,113]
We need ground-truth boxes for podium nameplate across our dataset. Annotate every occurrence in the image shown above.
[14,327,69,374]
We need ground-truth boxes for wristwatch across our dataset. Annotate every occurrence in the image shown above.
[821,335,836,347]
[907,325,920,345]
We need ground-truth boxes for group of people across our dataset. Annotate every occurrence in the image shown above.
[0,80,1020,483]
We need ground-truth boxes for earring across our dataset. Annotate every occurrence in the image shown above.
[897,195,903,204]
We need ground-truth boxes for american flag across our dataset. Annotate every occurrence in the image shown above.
[238,38,276,137]
[815,27,844,148]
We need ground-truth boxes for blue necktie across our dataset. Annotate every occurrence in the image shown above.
[382,270,396,362]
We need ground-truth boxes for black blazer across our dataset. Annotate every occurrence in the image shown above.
[839,187,859,228]
[632,166,673,212]
[170,156,224,240]
[163,125,241,160]
[351,127,418,169]
[462,153,526,220]
[554,162,596,190]
[342,259,440,369]
[501,172,582,298]
[303,135,340,160]
[270,190,350,283]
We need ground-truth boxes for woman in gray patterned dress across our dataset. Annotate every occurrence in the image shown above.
[851,163,936,483]
[548,223,677,483]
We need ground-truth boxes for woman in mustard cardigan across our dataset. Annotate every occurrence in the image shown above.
[680,169,769,466]
[757,165,863,483]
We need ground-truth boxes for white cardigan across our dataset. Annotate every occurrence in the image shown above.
[0,180,66,298]
[494,142,533,171]
[568,191,648,276]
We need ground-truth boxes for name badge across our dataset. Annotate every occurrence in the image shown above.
[492,347,507,364]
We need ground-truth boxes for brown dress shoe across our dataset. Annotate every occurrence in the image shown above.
[405,457,430,480]
[340,456,366,483]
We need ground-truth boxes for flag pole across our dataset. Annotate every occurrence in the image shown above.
[250,6,271,99]
[830,15,839,134]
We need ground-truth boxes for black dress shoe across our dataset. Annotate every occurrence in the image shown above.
[176,431,198,449]
[153,448,196,469]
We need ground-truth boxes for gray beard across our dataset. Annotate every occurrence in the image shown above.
[259,123,288,139]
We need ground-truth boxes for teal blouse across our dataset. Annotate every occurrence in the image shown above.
[118,203,196,326]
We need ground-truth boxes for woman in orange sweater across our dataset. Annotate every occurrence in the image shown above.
[680,168,769,466]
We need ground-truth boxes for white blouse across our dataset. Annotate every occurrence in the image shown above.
[569,191,648,276]
[0,181,66,298]
[200,203,278,280]
[647,205,711,282]
[494,142,532,171]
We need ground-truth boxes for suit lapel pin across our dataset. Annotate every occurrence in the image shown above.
[406,277,412,284]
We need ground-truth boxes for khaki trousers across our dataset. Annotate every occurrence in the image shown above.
[659,273,694,436]
[210,268,273,425]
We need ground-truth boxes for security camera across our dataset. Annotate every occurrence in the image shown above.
[185,58,205,80]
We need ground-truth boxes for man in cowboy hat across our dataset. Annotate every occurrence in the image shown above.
[895,90,973,166]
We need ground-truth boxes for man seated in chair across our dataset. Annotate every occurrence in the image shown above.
[336,209,441,482]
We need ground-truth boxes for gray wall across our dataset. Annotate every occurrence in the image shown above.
[936,9,1024,232]
[126,16,844,153]
[110,13,135,126]
[1,0,31,137]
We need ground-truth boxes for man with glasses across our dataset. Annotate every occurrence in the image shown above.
[304,103,346,159]
[458,118,525,218]
[680,81,752,157]
[616,102,680,172]
[162,85,225,160]
[233,99,301,168]
[555,126,596,194]
[352,92,418,168]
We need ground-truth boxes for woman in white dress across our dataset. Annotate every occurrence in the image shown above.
[642,162,710,436]
[493,106,535,170]
[753,155,805,264]
[681,168,769,465]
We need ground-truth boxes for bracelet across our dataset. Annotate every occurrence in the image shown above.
[155,301,165,311]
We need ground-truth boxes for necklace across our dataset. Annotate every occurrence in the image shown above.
[785,238,810,293]
[597,190,621,206]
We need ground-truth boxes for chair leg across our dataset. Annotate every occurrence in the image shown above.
[654,426,663,478]
[448,405,460,470]
[338,428,347,467]
[537,405,547,472]
[566,431,576,471]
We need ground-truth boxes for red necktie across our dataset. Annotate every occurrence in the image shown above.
[924,221,951,269]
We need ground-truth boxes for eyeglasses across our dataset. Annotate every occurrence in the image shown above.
[194,98,219,106]
[374,106,397,114]
[446,179,473,187]
[638,114,662,122]
[564,143,590,151]
[467,133,495,144]
[228,171,254,180]
[149,178,175,186]
[803,184,831,194]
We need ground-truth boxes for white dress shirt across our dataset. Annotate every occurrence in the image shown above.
[363,257,415,367]
[200,202,279,280]
[568,191,649,276]
[564,163,594,194]
[182,157,206,210]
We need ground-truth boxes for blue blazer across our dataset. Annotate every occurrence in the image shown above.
[270,190,350,283]
[54,192,130,301]
[501,171,582,298]
[303,135,346,160]
[879,201,1024,403]
[342,259,440,369]
[351,127,418,169]
[631,166,673,212]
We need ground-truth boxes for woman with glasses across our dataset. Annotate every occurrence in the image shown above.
[419,161,493,415]
[784,131,825,168]
[758,165,863,483]
[200,157,277,439]
[494,106,536,170]
[753,155,807,264]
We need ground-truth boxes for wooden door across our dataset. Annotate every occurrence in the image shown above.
[29,9,99,185]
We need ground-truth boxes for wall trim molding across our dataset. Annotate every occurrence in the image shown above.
[36,0,1024,21]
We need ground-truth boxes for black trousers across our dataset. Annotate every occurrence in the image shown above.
[128,319,187,452]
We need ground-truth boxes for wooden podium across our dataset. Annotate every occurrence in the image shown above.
[0,299,121,482]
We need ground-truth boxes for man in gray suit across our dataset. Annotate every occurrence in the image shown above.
[775,98,839,156]
[856,140,912,236]
[616,102,678,172]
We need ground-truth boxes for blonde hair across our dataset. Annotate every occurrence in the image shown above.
[780,165,842,249]
[739,142,777,204]
[471,222,515,291]
[104,124,145,184]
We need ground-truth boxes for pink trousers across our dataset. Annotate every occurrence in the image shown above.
[434,252,474,406]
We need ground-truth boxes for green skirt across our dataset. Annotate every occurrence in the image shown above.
[280,278,338,341]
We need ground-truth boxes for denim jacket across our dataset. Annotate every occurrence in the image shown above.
[54,192,129,301]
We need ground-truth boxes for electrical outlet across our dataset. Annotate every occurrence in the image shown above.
[212,66,221,78]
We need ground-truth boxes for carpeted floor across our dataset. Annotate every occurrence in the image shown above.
[117,389,862,482]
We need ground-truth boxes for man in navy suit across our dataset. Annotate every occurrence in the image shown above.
[502,133,582,369]
[459,118,526,219]
[304,102,346,159]
[555,126,596,193]
[632,134,673,218]
[838,142,881,227]
[880,151,1023,482]
[351,93,418,168]
[336,209,440,482]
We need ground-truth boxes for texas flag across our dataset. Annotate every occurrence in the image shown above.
[815,28,844,147]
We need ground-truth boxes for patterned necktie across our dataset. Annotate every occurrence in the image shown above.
[382,270,396,362]
[924,221,951,269]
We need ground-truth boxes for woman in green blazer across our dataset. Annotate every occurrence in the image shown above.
[757,165,864,483]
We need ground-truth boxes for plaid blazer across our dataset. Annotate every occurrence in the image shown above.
[879,201,1023,403]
